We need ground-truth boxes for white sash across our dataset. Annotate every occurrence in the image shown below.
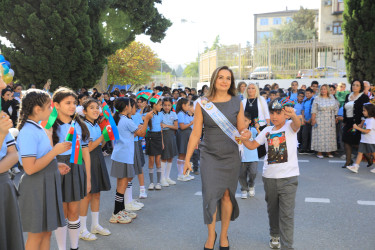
[198,97,243,156]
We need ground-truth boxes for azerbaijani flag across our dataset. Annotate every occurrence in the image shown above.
[40,101,58,129]
[136,90,153,100]
[65,121,75,142]
[103,124,115,141]
[149,91,163,103]
[70,130,82,164]
[101,100,119,140]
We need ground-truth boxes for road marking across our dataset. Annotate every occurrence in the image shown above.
[305,197,330,203]
[357,200,375,206]
[298,160,309,163]
[329,160,346,163]
[195,191,242,198]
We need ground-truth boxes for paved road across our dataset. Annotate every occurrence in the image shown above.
[20,153,375,250]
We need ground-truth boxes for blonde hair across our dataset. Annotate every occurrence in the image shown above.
[319,84,331,98]
[245,83,260,99]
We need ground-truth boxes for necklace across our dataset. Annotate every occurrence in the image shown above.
[248,98,256,107]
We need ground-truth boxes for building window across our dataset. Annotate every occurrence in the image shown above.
[257,31,273,43]
[286,17,293,23]
[260,18,268,25]
[273,18,282,25]
[333,22,342,35]
[338,0,343,2]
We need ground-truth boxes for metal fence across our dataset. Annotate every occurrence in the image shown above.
[150,75,200,89]
[199,37,345,82]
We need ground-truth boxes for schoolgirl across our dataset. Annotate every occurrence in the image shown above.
[110,97,151,224]
[16,89,71,250]
[0,111,24,250]
[123,97,146,210]
[52,87,91,250]
[160,97,178,186]
[145,96,164,190]
[176,98,194,181]
[347,103,375,173]
[79,98,112,241]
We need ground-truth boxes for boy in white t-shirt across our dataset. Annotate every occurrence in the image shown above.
[241,97,301,250]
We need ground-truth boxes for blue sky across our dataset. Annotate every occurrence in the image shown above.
[136,0,321,67]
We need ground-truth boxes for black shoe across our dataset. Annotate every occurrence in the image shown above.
[298,149,307,154]
[204,232,217,250]
[367,156,373,167]
[220,237,229,250]
[342,160,353,168]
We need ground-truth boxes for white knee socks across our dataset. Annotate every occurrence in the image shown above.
[177,159,184,177]
[161,161,167,180]
[166,162,172,179]
[55,221,67,250]
[125,182,133,205]
[91,211,99,231]
[68,219,80,249]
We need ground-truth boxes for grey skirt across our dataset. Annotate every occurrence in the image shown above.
[161,129,178,160]
[146,131,162,156]
[57,155,87,203]
[0,173,25,250]
[358,143,375,154]
[90,146,111,193]
[111,160,135,178]
[138,140,145,167]
[134,141,144,175]
[177,128,192,154]
[18,159,66,233]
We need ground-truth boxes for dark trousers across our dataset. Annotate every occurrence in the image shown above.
[301,123,312,151]
[239,162,258,191]
[192,149,200,170]
[263,176,298,250]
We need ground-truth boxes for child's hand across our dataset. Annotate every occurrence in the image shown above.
[53,142,72,155]
[353,124,359,130]
[145,111,154,120]
[161,123,165,129]
[284,106,296,118]
[58,163,70,175]
[240,129,251,141]
[0,112,12,135]
[87,180,91,194]
[183,161,192,175]
[254,123,260,129]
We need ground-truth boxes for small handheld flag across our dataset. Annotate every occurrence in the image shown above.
[149,91,163,104]
[103,124,115,141]
[136,90,153,99]
[40,101,58,129]
[65,120,75,142]
[101,100,119,140]
[70,130,82,164]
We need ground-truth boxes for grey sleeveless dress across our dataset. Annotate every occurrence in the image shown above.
[199,96,241,224]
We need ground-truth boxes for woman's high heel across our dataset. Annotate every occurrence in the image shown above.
[220,236,230,250]
[204,232,217,250]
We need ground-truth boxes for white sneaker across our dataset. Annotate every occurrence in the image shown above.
[148,183,155,190]
[132,200,144,208]
[186,175,195,180]
[109,212,132,224]
[269,236,281,249]
[155,183,162,190]
[125,202,142,211]
[370,168,375,173]
[160,179,170,187]
[166,178,176,185]
[119,210,137,219]
[241,191,247,199]
[139,188,147,199]
[347,165,359,173]
[177,175,189,182]
[249,187,255,197]
[91,225,111,236]
[79,229,97,241]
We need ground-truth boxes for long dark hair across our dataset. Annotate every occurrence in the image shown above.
[17,89,50,130]
[176,98,189,114]
[364,103,375,118]
[148,99,161,130]
[113,97,135,125]
[52,87,89,145]
[206,66,236,99]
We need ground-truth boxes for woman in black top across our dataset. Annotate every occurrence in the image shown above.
[342,80,370,167]
[1,88,19,127]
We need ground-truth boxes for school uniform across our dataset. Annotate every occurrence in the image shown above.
[17,120,65,233]
[301,97,314,151]
[176,111,192,154]
[146,111,163,156]
[0,133,24,250]
[132,113,144,175]
[358,117,375,153]
[84,119,111,193]
[135,109,146,166]
[111,115,138,178]
[239,127,258,191]
[161,111,178,160]
[294,101,304,147]
[56,119,88,202]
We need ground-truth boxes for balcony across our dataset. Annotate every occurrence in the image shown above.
[332,0,344,15]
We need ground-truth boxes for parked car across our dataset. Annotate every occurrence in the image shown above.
[250,66,273,80]
[297,67,346,79]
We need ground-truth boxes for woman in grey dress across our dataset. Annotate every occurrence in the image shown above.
[184,66,246,250]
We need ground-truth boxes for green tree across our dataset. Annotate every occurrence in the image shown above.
[271,7,317,41]
[0,0,172,89]
[343,0,375,83]
[183,60,199,77]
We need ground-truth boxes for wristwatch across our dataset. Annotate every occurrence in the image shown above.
[249,138,254,141]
